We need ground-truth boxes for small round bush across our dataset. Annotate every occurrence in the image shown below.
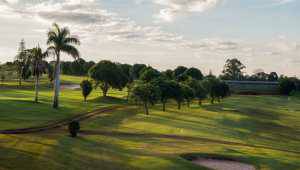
[68,121,80,137]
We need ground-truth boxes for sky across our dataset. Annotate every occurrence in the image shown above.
[0,0,299,76]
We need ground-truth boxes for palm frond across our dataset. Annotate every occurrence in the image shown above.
[64,37,80,45]
[61,45,80,59]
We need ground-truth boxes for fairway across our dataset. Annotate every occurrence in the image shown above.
[0,78,299,170]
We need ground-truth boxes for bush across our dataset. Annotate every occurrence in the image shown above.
[279,78,296,95]
[68,121,80,137]
[80,80,93,102]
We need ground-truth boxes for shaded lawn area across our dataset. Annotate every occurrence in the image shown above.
[0,92,299,169]
[0,84,127,129]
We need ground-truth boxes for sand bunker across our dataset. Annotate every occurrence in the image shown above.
[192,158,255,170]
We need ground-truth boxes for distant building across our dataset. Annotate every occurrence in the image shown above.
[225,80,280,94]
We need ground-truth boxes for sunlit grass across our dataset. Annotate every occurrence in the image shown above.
[0,76,299,169]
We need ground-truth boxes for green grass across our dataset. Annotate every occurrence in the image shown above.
[0,75,126,129]
[0,76,299,170]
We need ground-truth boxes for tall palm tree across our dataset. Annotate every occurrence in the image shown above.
[27,46,48,103]
[47,23,80,108]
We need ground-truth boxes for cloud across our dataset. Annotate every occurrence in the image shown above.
[153,0,220,22]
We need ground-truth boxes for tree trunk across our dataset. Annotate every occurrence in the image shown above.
[18,74,22,87]
[187,100,190,108]
[162,102,166,112]
[144,102,149,115]
[177,101,181,110]
[101,82,109,97]
[53,52,60,109]
[34,75,39,103]
[211,97,214,104]
[198,99,202,106]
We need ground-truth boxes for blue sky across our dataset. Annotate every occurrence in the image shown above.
[0,0,299,76]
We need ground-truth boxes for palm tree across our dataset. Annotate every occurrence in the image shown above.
[27,46,48,103]
[47,23,80,108]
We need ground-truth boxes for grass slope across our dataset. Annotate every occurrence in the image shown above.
[0,76,299,170]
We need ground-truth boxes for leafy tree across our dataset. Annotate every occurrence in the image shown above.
[139,67,161,82]
[131,64,147,80]
[173,82,185,110]
[118,63,133,99]
[89,60,125,97]
[130,81,160,115]
[14,39,27,86]
[181,84,195,107]
[187,79,207,105]
[221,58,245,80]
[174,66,187,78]
[268,72,278,81]
[202,77,228,104]
[47,23,80,108]
[176,73,190,82]
[27,46,48,103]
[162,69,174,80]
[153,78,177,111]
[279,78,296,95]
[80,80,93,102]
[184,67,203,80]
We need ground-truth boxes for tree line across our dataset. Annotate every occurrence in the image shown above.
[1,24,299,111]
[82,60,230,114]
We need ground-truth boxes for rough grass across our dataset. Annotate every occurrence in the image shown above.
[0,76,299,170]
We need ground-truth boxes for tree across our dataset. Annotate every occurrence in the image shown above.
[181,84,194,107]
[80,80,93,102]
[153,78,177,111]
[279,78,296,95]
[130,81,160,115]
[221,58,245,80]
[184,67,203,80]
[187,79,207,105]
[89,60,125,97]
[268,72,278,81]
[162,69,174,80]
[14,39,27,86]
[47,62,55,87]
[173,82,185,110]
[47,23,80,108]
[139,67,161,82]
[131,64,147,80]
[27,46,48,103]
[174,66,187,78]
[118,63,133,100]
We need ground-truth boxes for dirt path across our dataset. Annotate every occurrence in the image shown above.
[193,158,256,170]
[0,106,124,134]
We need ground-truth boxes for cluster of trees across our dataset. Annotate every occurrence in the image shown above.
[86,61,230,114]
[220,58,300,95]
[1,23,80,107]
[61,58,95,76]
[220,58,279,81]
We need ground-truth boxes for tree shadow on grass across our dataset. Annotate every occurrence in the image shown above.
[81,107,139,129]
[89,96,128,105]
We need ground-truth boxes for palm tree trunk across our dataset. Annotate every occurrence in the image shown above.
[34,75,39,103]
[53,52,61,108]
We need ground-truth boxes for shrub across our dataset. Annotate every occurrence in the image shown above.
[80,80,93,102]
[68,121,80,137]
